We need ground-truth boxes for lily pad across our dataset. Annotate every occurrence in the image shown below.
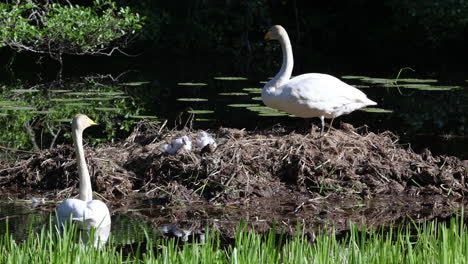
[408,85,464,91]
[177,82,208,86]
[120,81,150,86]
[218,92,249,96]
[187,110,215,114]
[195,118,215,122]
[361,78,395,84]
[359,107,393,113]
[242,88,262,94]
[214,77,248,81]
[177,98,208,102]
[227,103,260,108]
[395,78,438,83]
[341,76,369,80]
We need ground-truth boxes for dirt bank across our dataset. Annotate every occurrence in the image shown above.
[0,121,466,235]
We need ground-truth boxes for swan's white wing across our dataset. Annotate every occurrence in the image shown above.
[85,200,111,228]
[56,198,110,228]
[275,73,376,118]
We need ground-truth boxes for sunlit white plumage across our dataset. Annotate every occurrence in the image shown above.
[196,131,216,149]
[262,25,377,134]
[162,136,192,155]
[55,114,111,247]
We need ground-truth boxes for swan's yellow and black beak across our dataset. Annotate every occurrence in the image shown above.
[264,31,271,40]
[88,117,98,126]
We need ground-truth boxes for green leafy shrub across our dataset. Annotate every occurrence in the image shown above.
[0,0,143,61]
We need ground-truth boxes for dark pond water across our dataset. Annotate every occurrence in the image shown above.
[1,54,467,159]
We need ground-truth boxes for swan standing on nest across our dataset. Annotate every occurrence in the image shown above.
[56,114,111,247]
[262,25,377,134]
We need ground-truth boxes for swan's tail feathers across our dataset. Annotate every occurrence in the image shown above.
[363,98,377,106]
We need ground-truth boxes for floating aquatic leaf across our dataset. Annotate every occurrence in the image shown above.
[227,103,260,108]
[214,76,248,81]
[341,75,369,80]
[187,110,215,114]
[258,113,290,117]
[353,85,371,89]
[397,84,432,89]
[177,98,208,102]
[177,82,208,86]
[218,92,249,96]
[10,89,40,93]
[120,81,150,86]
[195,118,215,122]
[406,85,464,91]
[242,88,262,94]
[361,77,394,84]
[359,107,393,113]
[247,106,290,116]
[395,78,438,83]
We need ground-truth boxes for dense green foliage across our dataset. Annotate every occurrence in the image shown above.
[0,0,143,61]
[1,216,467,263]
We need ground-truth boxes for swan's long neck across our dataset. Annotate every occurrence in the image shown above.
[72,127,93,202]
[268,32,294,90]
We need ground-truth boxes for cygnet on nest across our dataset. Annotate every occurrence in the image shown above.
[196,131,217,152]
[162,136,192,155]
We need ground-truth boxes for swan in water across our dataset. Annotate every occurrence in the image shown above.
[162,136,192,155]
[262,25,377,134]
[55,114,111,247]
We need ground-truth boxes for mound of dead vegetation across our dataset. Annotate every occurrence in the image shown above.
[0,121,466,208]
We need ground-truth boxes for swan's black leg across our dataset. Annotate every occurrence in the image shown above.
[326,117,335,134]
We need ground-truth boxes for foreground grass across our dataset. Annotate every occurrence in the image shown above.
[0,217,467,264]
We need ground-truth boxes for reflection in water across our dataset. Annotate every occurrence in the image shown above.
[0,202,156,246]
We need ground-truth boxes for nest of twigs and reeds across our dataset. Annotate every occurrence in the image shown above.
[0,121,466,209]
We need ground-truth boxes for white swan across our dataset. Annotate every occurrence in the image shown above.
[262,25,377,134]
[56,114,111,247]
